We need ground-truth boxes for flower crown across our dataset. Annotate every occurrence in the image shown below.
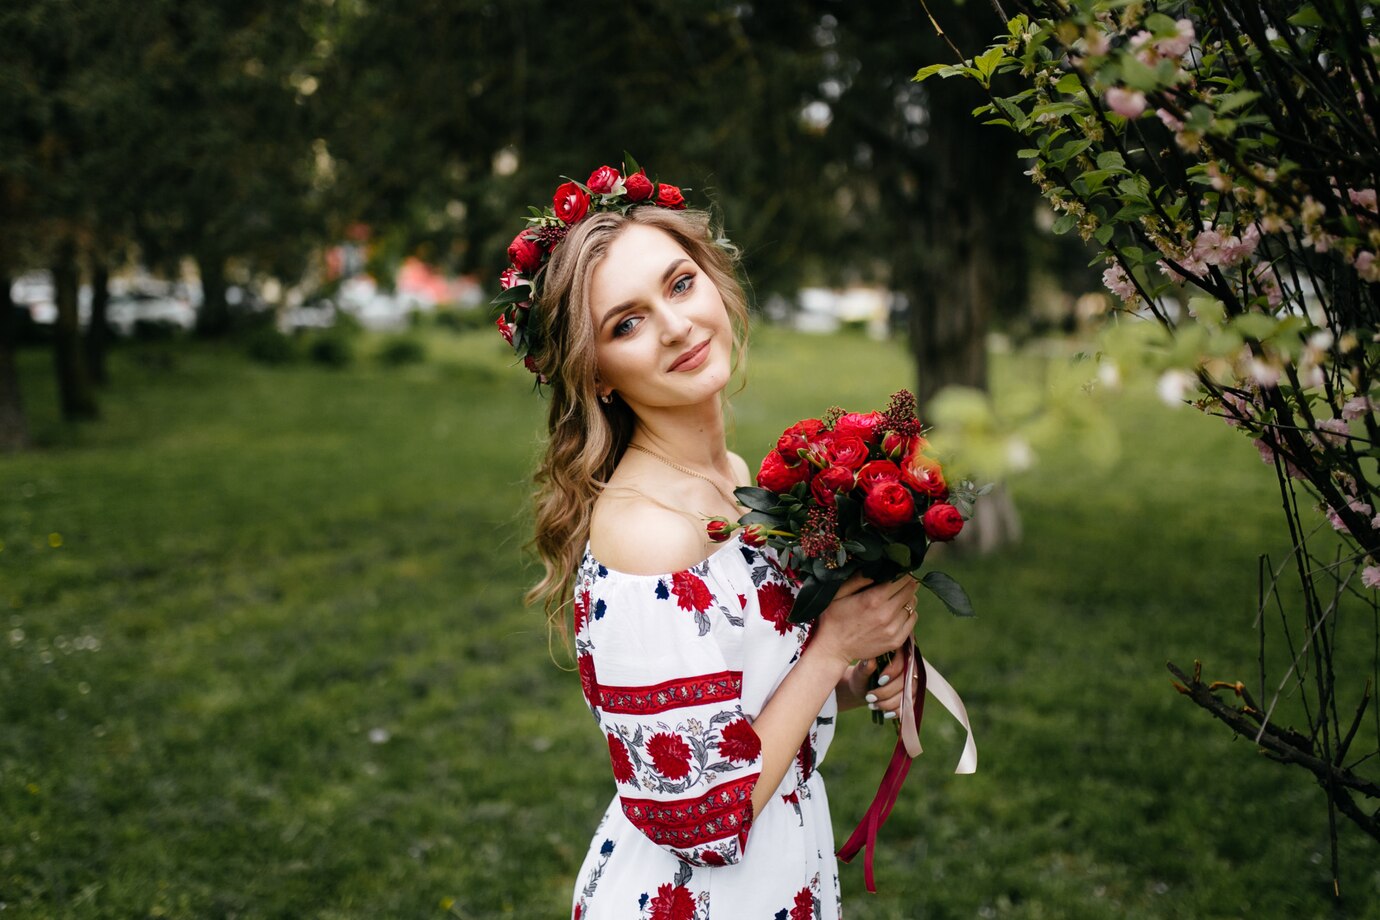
[492,155,714,385]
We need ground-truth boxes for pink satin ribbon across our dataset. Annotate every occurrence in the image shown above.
[837,636,977,892]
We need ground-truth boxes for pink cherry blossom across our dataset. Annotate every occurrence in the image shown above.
[1251,263,1284,307]
[1342,395,1376,420]
[1155,19,1196,59]
[1156,108,1184,131]
[1102,264,1137,299]
[1348,187,1377,212]
[1105,87,1147,119]
[1355,250,1380,282]
[1315,417,1350,447]
[1363,566,1380,590]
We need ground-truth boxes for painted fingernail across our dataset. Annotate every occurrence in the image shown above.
[867,702,878,711]
[883,710,898,720]
[877,675,891,687]
[864,693,878,704]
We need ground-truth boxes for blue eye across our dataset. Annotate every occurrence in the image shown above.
[613,315,640,338]
[672,274,694,295]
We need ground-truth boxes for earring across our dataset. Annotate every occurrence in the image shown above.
[600,393,612,405]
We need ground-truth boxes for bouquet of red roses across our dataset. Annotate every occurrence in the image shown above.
[708,389,984,626]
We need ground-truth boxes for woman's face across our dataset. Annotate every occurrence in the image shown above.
[587,222,733,412]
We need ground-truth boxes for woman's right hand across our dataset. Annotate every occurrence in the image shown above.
[810,571,919,669]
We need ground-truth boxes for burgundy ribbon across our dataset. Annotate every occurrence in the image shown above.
[836,636,927,893]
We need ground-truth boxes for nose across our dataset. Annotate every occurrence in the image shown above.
[657,300,694,346]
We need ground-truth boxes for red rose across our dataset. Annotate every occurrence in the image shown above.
[670,571,713,612]
[624,170,654,201]
[553,181,590,224]
[834,411,886,444]
[646,732,692,780]
[758,450,811,493]
[507,231,542,274]
[863,481,916,529]
[825,435,869,471]
[656,183,686,209]
[717,717,762,763]
[856,459,902,493]
[809,465,856,506]
[775,419,824,466]
[577,653,600,707]
[649,883,695,920]
[742,523,768,547]
[801,429,835,468]
[901,452,947,497]
[498,267,525,290]
[757,582,795,636]
[586,165,621,194]
[791,887,814,920]
[922,502,964,541]
[608,733,635,784]
[706,518,733,543]
[495,314,514,346]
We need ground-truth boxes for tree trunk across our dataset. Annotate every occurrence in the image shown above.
[0,273,30,452]
[86,253,109,385]
[195,252,229,337]
[908,14,1033,556]
[53,237,98,420]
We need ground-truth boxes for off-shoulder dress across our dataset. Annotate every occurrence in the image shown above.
[570,532,841,920]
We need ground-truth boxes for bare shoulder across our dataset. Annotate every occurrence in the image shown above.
[727,450,753,489]
[590,490,719,575]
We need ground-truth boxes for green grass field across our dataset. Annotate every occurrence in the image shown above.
[2,324,1376,919]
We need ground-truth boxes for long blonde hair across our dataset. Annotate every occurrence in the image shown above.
[524,206,751,645]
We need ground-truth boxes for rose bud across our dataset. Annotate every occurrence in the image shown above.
[624,170,654,201]
[810,465,857,507]
[758,449,812,493]
[586,165,622,195]
[862,480,916,529]
[553,180,591,224]
[901,452,947,498]
[706,518,735,543]
[656,183,686,209]
[495,313,515,346]
[499,267,525,290]
[825,435,869,471]
[741,523,769,547]
[507,231,542,274]
[922,502,964,541]
[856,459,902,493]
[775,431,810,466]
[833,411,886,444]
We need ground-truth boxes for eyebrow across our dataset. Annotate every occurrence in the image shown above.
[598,258,690,333]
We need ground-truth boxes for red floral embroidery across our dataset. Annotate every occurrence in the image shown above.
[757,582,795,636]
[670,571,713,612]
[573,588,590,634]
[608,733,634,784]
[646,731,693,779]
[717,717,761,763]
[577,654,600,707]
[699,848,726,866]
[620,774,758,850]
[649,883,695,920]
[791,886,813,920]
[599,671,742,715]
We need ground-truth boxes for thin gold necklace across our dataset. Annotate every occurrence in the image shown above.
[626,442,743,510]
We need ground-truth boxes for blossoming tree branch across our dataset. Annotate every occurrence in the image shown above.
[916,0,1380,883]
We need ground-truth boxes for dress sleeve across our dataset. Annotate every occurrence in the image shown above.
[576,552,763,868]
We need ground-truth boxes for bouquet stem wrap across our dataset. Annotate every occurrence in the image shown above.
[836,636,978,892]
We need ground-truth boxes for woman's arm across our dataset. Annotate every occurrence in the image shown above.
[748,573,918,817]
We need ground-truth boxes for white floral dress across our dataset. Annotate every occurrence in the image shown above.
[570,532,842,920]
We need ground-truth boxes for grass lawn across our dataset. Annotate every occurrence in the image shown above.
[1,323,1376,919]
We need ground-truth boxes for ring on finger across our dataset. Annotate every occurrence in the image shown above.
[903,603,915,614]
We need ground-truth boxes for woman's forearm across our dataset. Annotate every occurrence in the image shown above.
[748,641,848,817]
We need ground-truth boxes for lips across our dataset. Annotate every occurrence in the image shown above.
[668,339,710,372]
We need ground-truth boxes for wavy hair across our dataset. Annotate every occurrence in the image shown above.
[523,206,751,647]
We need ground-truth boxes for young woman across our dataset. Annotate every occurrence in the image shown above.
[507,165,920,919]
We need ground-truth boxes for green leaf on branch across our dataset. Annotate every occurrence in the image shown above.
[974,46,1006,86]
[491,284,532,305]
[1215,90,1260,114]
[885,542,912,567]
[920,570,975,618]
[913,63,950,83]
[1288,5,1325,27]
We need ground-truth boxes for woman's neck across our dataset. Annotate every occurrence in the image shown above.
[627,399,730,474]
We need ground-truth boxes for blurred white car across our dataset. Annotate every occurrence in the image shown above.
[106,291,196,336]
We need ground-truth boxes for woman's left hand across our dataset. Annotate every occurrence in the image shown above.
[840,651,908,718]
